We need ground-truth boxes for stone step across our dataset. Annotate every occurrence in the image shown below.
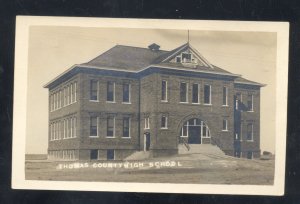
[178,144,225,156]
[124,151,151,161]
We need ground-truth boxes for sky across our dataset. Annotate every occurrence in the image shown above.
[25,26,276,154]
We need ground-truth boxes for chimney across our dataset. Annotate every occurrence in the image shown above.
[148,43,160,51]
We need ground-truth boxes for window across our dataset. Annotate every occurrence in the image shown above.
[107,116,115,137]
[182,53,192,63]
[65,119,68,139]
[247,151,253,159]
[90,116,98,137]
[71,83,74,103]
[247,94,253,111]
[90,80,98,101]
[144,117,150,129]
[222,87,228,106]
[161,80,168,102]
[123,117,130,138]
[107,81,115,102]
[123,83,130,103]
[161,116,168,129]
[64,87,67,106]
[74,82,77,102]
[180,82,188,103]
[107,149,115,160]
[90,150,98,160]
[222,119,228,131]
[235,93,242,110]
[181,122,188,137]
[192,83,200,103]
[204,84,211,104]
[202,125,208,138]
[67,86,71,105]
[73,118,76,138]
[247,123,253,141]
[63,120,66,139]
[176,56,181,63]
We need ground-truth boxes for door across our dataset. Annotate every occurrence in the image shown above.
[145,133,150,151]
[188,126,201,144]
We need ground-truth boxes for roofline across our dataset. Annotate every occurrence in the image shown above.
[161,43,188,63]
[43,64,77,88]
[234,81,266,87]
[146,64,241,77]
[44,63,242,88]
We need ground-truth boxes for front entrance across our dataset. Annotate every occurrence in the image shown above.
[188,126,201,144]
[144,132,150,151]
[179,118,211,144]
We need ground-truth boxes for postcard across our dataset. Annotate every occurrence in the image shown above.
[12,16,289,195]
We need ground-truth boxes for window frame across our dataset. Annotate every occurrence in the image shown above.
[161,80,168,102]
[122,83,131,104]
[222,119,228,131]
[192,83,200,104]
[222,86,228,106]
[181,52,192,63]
[161,115,168,129]
[180,82,189,103]
[106,116,115,138]
[106,81,116,103]
[122,117,131,138]
[144,117,150,129]
[89,116,98,137]
[247,94,254,112]
[90,80,99,102]
[204,84,212,105]
[246,123,254,141]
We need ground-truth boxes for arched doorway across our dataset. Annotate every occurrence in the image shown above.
[179,118,211,144]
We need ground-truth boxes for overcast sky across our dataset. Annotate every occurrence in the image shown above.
[26,26,276,154]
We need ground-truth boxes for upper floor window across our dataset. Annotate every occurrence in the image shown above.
[182,53,192,63]
[180,82,188,103]
[247,94,253,111]
[123,83,130,103]
[161,116,168,129]
[90,80,98,101]
[176,56,181,63]
[144,117,150,129]
[204,84,211,104]
[161,80,168,102]
[247,123,253,141]
[107,116,115,137]
[192,83,200,104]
[107,81,115,102]
[222,86,228,106]
[235,93,242,110]
[90,116,98,137]
[123,117,130,138]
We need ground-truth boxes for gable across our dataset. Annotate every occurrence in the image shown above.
[160,44,213,69]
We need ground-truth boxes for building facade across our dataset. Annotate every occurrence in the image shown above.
[44,43,264,161]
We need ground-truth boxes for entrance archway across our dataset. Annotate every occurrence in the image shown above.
[179,118,211,144]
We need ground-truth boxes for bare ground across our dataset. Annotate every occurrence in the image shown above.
[25,153,274,185]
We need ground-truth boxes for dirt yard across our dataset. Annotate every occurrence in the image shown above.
[25,153,274,185]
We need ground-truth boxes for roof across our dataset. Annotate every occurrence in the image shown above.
[82,43,231,75]
[44,43,264,88]
[234,77,266,86]
[82,45,168,71]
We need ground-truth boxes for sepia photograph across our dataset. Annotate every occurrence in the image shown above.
[12,16,289,195]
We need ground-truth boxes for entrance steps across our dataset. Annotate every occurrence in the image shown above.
[124,151,151,161]
[178,144,225,156]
